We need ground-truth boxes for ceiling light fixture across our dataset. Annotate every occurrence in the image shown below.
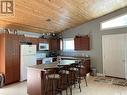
[46,19,51,22]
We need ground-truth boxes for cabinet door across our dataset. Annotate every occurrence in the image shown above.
[5,34,20,84]
[38,38,48,43]
[49,39,60,51]
[37,60,42,65]
[19,36,38,44]
[30,38,38,44]
[19,35,25,42]
[74,36,90,50]
[12,35,20,82]
[5,34,14,84]
[83,36,90,50]
[84,60,90,74]
[74,37,81,50]
[19,36,31,43]
[57,39,60,50]
[0,34,6,75]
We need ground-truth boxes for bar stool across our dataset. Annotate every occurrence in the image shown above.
[70,60,88,92]
[69,62,81,92]
[44,68,62,95]
[81,60,88,86]
[58,65,72,95]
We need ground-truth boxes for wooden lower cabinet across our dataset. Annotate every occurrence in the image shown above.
[0,34,20,84]
[27,68,44,95]
[84,59,91,74]
[37,60,42,65]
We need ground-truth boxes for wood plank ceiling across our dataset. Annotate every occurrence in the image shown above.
[0,0,127,33]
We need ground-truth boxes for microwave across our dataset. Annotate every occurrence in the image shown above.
[38,43,49,50]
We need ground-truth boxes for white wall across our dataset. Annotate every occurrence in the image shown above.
[61,7,127,73]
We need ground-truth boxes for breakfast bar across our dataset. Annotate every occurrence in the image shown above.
[27,59,90,95]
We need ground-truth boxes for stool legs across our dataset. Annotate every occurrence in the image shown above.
[84,76,88,86]
[52,79,54,95]
[44,77,62,95]
[78,78,81,92]
[68,75,72,95]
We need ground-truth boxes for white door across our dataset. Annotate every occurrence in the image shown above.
[124,34,127,79]
[102,34,125,78]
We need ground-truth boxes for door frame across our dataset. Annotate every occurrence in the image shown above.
[102,33,127,79]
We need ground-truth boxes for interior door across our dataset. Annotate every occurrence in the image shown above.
[102,34,125,78]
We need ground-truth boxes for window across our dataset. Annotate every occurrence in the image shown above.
[62,38,74,51]
[101,14,127,30]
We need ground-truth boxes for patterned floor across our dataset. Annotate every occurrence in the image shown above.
[0,76,127,95]
[94,76,127,86]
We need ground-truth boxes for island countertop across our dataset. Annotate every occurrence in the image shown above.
[28,60,80,70]
[27,59,91,95]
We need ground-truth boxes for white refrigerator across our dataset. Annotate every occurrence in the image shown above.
[20,45,36,81]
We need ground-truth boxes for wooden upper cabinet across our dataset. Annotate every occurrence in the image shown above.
[19,36,38,44]
[38,38,48,43]
[74,35,90,50]
[49,39,60,51]
[74,37,81,50]
[30,38,38,44]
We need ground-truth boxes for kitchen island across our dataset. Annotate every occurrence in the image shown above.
[27,59,90,95]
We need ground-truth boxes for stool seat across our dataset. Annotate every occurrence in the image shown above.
[70,67,78,71]
[60,70,70,74]
[78,65,84,68]
[48,74,60,79]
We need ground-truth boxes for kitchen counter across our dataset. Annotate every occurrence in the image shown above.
[60,56,90,60]
[36,57,53,60]
[29,62,58,70]
[36,56,90,65]
[37,56,90,60]
[29,60,80,70]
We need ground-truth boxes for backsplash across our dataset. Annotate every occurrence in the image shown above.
[37,50,60,57]
[61,51,91,57]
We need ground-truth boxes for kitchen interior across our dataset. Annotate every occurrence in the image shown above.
[0,0,127,95]
[0,30,91,87]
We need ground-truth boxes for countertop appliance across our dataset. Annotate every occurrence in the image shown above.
[20,44,36,81]
[38,43,49,51]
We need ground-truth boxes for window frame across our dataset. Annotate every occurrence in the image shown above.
[100,13,127,30]
[62,38,74,51]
